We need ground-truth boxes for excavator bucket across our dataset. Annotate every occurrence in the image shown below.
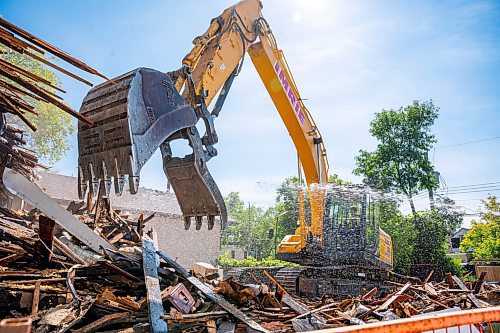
[77,68,227,228]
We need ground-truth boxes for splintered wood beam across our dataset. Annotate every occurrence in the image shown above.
[0,92,37,131]
[0,58,65,93]
[452,275,483,308]
[474,272,487,294]
[3,168,114,253]
[0,17,110,81]
[142,232,168,333]
[34,215,55,267]
[378,282,411,311]
[31,281,40,318]
[24,50,93,86]
[0,79,45,101]
[53,237,88,265]
[0,67,93,125]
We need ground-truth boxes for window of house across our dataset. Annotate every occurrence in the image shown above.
[231,250,235,259]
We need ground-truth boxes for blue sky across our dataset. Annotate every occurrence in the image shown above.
[3,0,500,221]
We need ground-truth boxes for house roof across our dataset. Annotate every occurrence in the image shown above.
[36,171,182,215]
[451,227,470,239]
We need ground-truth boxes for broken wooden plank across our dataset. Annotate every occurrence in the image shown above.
[285,302,338,322]
[378,282,411,311]
[100,261,142,284]
[53,237,88,265]
[31,281,40,318]
[445,272,454,289]
[3,168,115,253]
[157,250,269,333]
[474,271,487,294]
[423,283,438,298]
[142,233,168,333]
[34,215,55,266]
[361,287,378,300]
[72,313,132,333]
[452,275,482,308]
[163,311,227,322]
[422,270,434,285]
[262,269,325,323]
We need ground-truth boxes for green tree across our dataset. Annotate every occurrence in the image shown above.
[460,196,500,259]
[379,196,463,275]
[221,192,277,259]
[354,100,439,216]
[413,209,463,275]
[1,48,75,164]
[379,200,417,275]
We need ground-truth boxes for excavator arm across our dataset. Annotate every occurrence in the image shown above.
[77,0,329,249]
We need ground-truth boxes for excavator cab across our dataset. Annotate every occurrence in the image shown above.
[77,68,227,229]
[277,185,393,269]
[322,185,393,269]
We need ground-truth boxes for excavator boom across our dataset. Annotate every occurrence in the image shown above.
[77,0,328,235]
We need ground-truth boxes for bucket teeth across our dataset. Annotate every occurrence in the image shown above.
[184,216,192,230]
[208,215,215,230]
[195,216,203,230]
[113,158,126,196]
[161,128,227,228]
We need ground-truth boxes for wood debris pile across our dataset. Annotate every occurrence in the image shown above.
[0,17,107,179]
[1,201,498,333]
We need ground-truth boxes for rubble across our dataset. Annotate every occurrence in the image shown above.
[0,200,498,333]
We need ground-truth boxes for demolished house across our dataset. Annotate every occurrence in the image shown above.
[0,7,499,333]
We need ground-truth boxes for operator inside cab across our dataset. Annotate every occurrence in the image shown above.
[347,206,360,227]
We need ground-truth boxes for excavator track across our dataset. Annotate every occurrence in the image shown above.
[227,265,417,300]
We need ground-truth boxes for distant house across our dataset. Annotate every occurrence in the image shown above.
[16,171,222,268]
[450,227,470,253]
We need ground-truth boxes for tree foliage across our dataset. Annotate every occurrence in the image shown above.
[1,48,75,164]
[221,192,277,259]
[379,200,417,275]
[354,100,439,216]
[413,209,463,275]
[380,196,463,275]
[218,252,298,268]
[460,196,500,259]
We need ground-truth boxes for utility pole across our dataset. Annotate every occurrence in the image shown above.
[274,215,278,257]
[247,202,251,258]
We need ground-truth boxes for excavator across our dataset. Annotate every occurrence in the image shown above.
[77,0,395,297]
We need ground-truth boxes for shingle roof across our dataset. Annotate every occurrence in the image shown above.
[36,171,182,215]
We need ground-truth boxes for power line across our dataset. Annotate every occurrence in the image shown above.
[414,188,500,198]
[435,136,500,149]
[413,181,500,199]
[436,188,500,195]
[446,181,500,190]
